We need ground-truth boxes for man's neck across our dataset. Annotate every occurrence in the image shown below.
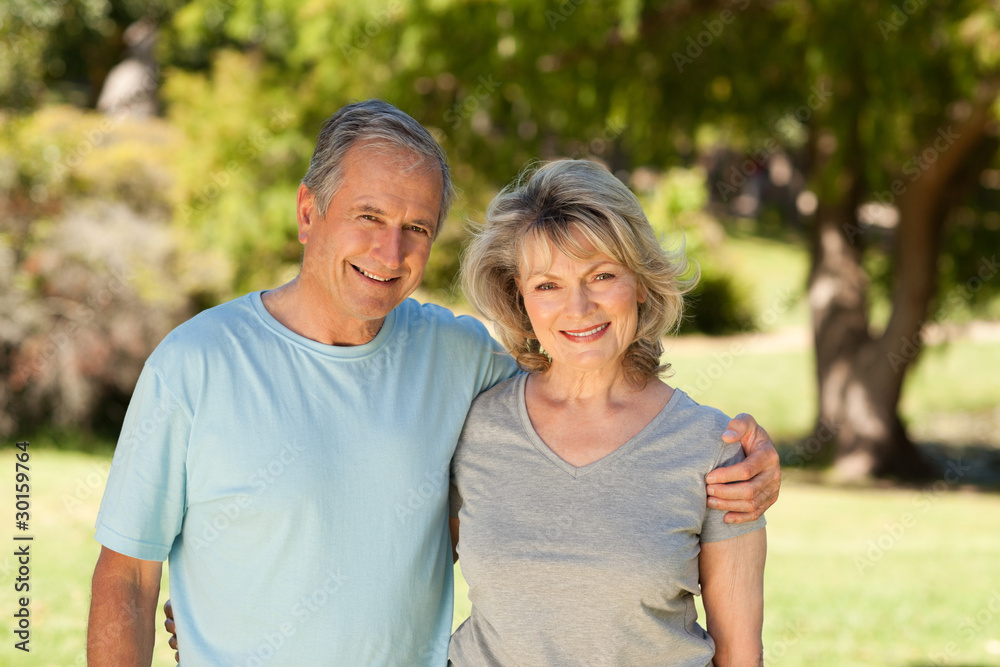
[260,279,384,346]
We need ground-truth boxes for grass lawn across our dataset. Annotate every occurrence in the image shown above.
[0,449,174,667]
[5,448,999,666]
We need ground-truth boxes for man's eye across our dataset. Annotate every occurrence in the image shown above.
[408,225,430,236]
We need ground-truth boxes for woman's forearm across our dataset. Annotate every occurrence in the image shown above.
[699,528,767,667]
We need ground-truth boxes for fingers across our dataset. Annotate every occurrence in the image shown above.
[706,457,755,486]
[164,597,179,660]
[720,413,762,443]
[706,447,782,523]
[719,413,773,456]
[707,484,773,523]
[708,420,778,485]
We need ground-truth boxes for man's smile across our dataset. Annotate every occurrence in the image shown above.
[353,264,397,283]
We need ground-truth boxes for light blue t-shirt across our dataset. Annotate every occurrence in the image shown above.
[95,292,517,666]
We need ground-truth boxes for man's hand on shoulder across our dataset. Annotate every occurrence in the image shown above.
[707,413,781,524]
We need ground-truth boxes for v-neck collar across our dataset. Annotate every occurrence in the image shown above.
[514,372,683,479]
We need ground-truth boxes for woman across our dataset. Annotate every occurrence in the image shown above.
[449,159,767,666]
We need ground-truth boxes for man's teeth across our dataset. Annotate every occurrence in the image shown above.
[564,323,609,337]
[358,267,392,282]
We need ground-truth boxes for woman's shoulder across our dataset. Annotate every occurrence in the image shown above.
[649,389,739,466]
[665,389,733,435]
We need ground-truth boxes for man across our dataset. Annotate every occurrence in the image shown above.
[88,100,780,666]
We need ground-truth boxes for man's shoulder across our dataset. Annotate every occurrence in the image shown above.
[462,374,522,430]
[394,298,493,343]
[149,293,257,363]
[393,298,517,387]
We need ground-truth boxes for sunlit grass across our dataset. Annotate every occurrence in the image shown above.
[0,449,172,667]
[666,344,816,438]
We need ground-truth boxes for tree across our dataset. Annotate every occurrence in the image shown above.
[385,0,1000,480]
[7,0,999,468]
[785,3,1000,480]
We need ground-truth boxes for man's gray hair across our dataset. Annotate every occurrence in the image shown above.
[302,99,455,232]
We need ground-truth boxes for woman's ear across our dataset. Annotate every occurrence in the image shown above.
[637,281,648,304]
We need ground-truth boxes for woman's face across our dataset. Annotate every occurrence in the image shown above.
[518,229,644,377]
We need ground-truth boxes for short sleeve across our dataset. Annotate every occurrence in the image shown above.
[700,441,767,543]
[453,313,519,395]
[94,363,191,561]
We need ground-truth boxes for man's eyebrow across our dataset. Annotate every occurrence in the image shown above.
[354,203,388,217]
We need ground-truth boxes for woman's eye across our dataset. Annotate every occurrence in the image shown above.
[595,272,615,280]
[535,283,556,291]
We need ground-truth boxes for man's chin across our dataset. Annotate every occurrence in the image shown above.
[350,294,408,320]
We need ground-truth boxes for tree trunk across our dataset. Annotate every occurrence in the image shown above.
[809,84,999,481]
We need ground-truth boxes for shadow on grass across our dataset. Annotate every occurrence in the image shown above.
[918,440,1000,490]
[777,437,1000,493]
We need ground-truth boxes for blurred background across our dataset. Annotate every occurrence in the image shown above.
[2,0,1000,665]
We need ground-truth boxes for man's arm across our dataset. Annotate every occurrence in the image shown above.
[450,517,461,564]
[699,528,767,667]
[707,413,781,524]
[88,546,163,667]
[164,599,180,663]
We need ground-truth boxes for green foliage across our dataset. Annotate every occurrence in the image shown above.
[680,274,756,335]
[4,0,1000,439]
[161,50,307,296]
[0,0,179,109]
[640,167,756,334]
[0,106,194,436]
[42,0,990,316]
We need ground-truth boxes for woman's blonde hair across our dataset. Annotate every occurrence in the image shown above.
[462,159,696,384]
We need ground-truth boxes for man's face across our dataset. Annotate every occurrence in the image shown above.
[296,142,443,338]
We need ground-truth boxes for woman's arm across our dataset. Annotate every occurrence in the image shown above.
[699,528,767,667]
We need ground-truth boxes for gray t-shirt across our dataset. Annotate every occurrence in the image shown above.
[449,373,766,667]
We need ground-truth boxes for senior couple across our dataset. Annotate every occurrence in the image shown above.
[89,100,775,666]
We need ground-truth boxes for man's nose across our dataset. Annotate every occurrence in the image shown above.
[372,227,404,269]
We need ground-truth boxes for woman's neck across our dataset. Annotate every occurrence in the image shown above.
[528,361,647,407]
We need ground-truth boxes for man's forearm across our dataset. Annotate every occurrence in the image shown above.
[88,549,161,666]
[88,581,159,665]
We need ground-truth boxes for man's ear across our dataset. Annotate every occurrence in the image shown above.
[296,183,316,244]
